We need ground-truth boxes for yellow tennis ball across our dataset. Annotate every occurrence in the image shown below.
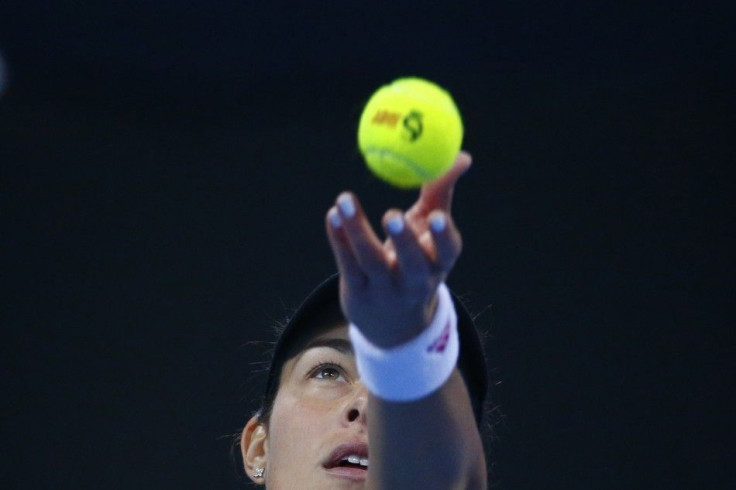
[357,77,463,189]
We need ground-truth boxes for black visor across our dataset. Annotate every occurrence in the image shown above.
[262,274,488,425]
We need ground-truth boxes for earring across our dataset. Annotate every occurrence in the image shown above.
[254,467,265,479]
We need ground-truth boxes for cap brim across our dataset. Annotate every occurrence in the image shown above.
[263,274,488,424]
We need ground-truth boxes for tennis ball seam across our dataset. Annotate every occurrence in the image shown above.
[362,146,435,181]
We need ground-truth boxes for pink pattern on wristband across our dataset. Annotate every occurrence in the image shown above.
[427,320,451,353]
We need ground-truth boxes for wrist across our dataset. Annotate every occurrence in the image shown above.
[351,289,441,349]
[348,283,459,402]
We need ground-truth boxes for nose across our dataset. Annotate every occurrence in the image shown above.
[342,383,368,426]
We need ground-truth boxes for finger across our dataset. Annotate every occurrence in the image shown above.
[335,192,389,279]
[427,210,463,273]
[417,151,472,213]
[383,210,430,279]
[325,206,365,287]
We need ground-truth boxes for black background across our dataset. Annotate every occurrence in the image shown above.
[1,2,733,488]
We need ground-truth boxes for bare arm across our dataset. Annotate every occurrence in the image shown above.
[366,371,487,489]
[325,152,487,489]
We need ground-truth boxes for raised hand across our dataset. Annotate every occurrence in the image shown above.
[325,152,472,348]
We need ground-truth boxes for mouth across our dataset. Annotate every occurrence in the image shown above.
[323,442,369,480]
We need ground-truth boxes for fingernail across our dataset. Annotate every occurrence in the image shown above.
[328,208,342,228]
[337,194,355,218]
[429,214,446,232]
[386,215,404,235]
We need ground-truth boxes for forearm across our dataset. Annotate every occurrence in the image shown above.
[365,370,487,490]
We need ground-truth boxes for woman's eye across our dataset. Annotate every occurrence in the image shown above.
[313,365,344,381]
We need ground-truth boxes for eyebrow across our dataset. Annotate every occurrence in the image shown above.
[303,338,354,355]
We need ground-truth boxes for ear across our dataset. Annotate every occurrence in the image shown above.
[241,414,268,484]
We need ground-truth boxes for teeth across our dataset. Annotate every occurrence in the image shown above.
[343,454,369,467]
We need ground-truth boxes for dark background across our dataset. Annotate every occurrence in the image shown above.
[1,2,733,488]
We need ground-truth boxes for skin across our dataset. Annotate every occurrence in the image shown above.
[242,152,487,488]
[244,323,368,489]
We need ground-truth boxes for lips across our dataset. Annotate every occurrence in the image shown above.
[323,442,369,480]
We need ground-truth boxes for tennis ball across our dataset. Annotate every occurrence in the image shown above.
[357,77,463,189]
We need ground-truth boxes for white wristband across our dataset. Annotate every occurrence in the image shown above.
[348,283,459,402]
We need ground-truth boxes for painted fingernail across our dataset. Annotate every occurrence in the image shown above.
[386,214,404,235]
[429,214,446,232]
[328,207,342,228]
[337,194,355,218]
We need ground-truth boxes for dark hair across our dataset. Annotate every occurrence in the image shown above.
[255,297,344,426]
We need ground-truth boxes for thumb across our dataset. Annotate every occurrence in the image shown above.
[418,151,472,212]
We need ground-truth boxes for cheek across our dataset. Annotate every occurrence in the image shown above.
[267,391,331,466]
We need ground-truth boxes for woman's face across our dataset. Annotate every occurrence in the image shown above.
[255,323,370,489]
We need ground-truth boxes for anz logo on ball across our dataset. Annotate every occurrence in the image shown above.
[371,109,424,143]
